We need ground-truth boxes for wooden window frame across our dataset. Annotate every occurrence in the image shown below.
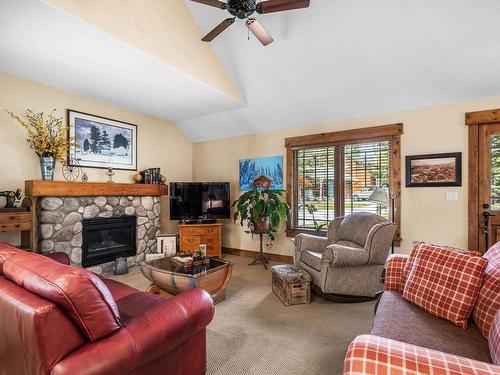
[285,123,403,246]
[465,108,500,251]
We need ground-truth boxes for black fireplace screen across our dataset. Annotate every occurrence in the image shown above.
[82,216,136,267]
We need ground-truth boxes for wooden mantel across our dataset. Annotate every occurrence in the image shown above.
[25,180,168,197]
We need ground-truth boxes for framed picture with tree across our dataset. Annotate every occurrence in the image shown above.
[67,110,137,171]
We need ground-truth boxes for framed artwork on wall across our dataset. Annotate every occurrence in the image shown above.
[67,110,137,171]
[239,155,283,191]
[405,152,462,187]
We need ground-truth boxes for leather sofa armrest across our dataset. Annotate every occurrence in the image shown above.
[323,244,369,267]
[51,288,215,375]
[344,335,500,375]
[44,252,70,265]
[384,254,409,292]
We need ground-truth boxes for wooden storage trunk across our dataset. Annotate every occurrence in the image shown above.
[271,265,311,306]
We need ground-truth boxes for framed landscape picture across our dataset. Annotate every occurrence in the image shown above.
[239,155,283,191]
[406,152,461,187]
[68,110,137,170]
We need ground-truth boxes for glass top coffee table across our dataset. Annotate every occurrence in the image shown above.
[138,257,232,304]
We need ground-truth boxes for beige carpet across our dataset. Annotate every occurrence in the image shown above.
[109,255,376,375]
[206,255,376,375]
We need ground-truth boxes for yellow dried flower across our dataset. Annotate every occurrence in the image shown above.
[6,109,75,162]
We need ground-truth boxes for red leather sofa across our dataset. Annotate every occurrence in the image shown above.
[0,241,215,375]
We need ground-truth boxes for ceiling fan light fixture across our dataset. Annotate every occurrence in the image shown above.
[246,18,274,46]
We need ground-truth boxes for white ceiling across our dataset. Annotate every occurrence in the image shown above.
[180,0,500,142]
[0,0,243,123]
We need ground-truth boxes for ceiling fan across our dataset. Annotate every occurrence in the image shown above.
[191,0,310,46]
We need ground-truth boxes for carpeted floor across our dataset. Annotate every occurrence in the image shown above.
[109,254,376,375]
[205,255,376,375]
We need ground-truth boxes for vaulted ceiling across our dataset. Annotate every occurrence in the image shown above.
[1,1,500,143]
[179,0,500,141]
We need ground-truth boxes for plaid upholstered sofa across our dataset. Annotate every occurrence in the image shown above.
[344,242,500,375]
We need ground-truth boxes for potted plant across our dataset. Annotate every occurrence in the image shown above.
[232,187,290,240]
[6,109,73,180]
[304,203,327,232]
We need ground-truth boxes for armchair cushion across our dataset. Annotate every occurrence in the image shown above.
[336,212,386,247]
[403,245,487,329]
[473,242,500,338]
[295,233,328,253]
[3,252,121,342]
[324,244,369,267]
[300,250,323,271]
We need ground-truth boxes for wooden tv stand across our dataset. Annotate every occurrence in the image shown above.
[178,223,222,258]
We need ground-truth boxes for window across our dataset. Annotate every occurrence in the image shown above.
[285,124,402,243]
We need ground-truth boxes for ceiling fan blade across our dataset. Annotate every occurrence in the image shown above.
[246,18,274,46]
[191,0,227,10]
[202,18,235,42]
[256,0,310,14]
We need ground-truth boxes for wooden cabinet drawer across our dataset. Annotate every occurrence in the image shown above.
[0,213,32,232]
[181,235,200,252]
[181,226,218,236]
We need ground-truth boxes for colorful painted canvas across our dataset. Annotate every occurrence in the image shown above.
[239,156,283,191]
[68,110,137,170]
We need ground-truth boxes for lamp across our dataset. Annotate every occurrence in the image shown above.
[368,188,396,254]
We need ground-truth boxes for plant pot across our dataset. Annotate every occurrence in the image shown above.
[253,217,269,233]
[39,156,56,181]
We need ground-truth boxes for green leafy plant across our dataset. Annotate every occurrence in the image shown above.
[305,203,327,232]
[232,187,290,240]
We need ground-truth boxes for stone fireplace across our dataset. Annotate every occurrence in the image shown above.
[37,195,161,273]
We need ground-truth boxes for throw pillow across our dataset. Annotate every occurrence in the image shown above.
[473,241,500,338]
[3,252,121,341]
[489,310,500,365]
[403,244,487,329]
[402,241,480,286]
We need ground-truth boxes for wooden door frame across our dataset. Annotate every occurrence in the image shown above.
[466,108,500,251]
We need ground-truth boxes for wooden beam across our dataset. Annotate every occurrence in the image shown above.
[284,123,403,148]
[465,109,500,125]
[25,180,168,197]
[391,135,402,245]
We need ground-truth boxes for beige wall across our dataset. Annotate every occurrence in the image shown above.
[193,97,500,256]
[47,0,242,103]
[0,71,192,245]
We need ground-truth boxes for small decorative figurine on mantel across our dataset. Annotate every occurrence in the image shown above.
[0,189,22,208]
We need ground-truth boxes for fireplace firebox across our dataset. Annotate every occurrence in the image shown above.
[82,216,137,267]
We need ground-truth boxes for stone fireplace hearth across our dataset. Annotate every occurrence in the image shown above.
[37,195,161,273]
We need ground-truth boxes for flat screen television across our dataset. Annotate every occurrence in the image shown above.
[169,182,231,220]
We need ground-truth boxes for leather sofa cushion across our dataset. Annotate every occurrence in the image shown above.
[0,241,21,275]
[300,249,322,271]
[372,291,491,363]
[0,276,85,375]
[4,252,121,342]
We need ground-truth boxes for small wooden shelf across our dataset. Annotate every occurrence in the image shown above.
[25,180,168,197]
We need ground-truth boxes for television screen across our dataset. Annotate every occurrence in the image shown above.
[170,182,230,220]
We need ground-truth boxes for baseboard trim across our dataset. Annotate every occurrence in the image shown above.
[222,247,293,264]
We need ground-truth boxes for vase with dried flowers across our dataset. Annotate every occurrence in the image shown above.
[6,109,74,181]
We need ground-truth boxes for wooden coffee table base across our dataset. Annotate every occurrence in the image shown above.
[146,283,227,304]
